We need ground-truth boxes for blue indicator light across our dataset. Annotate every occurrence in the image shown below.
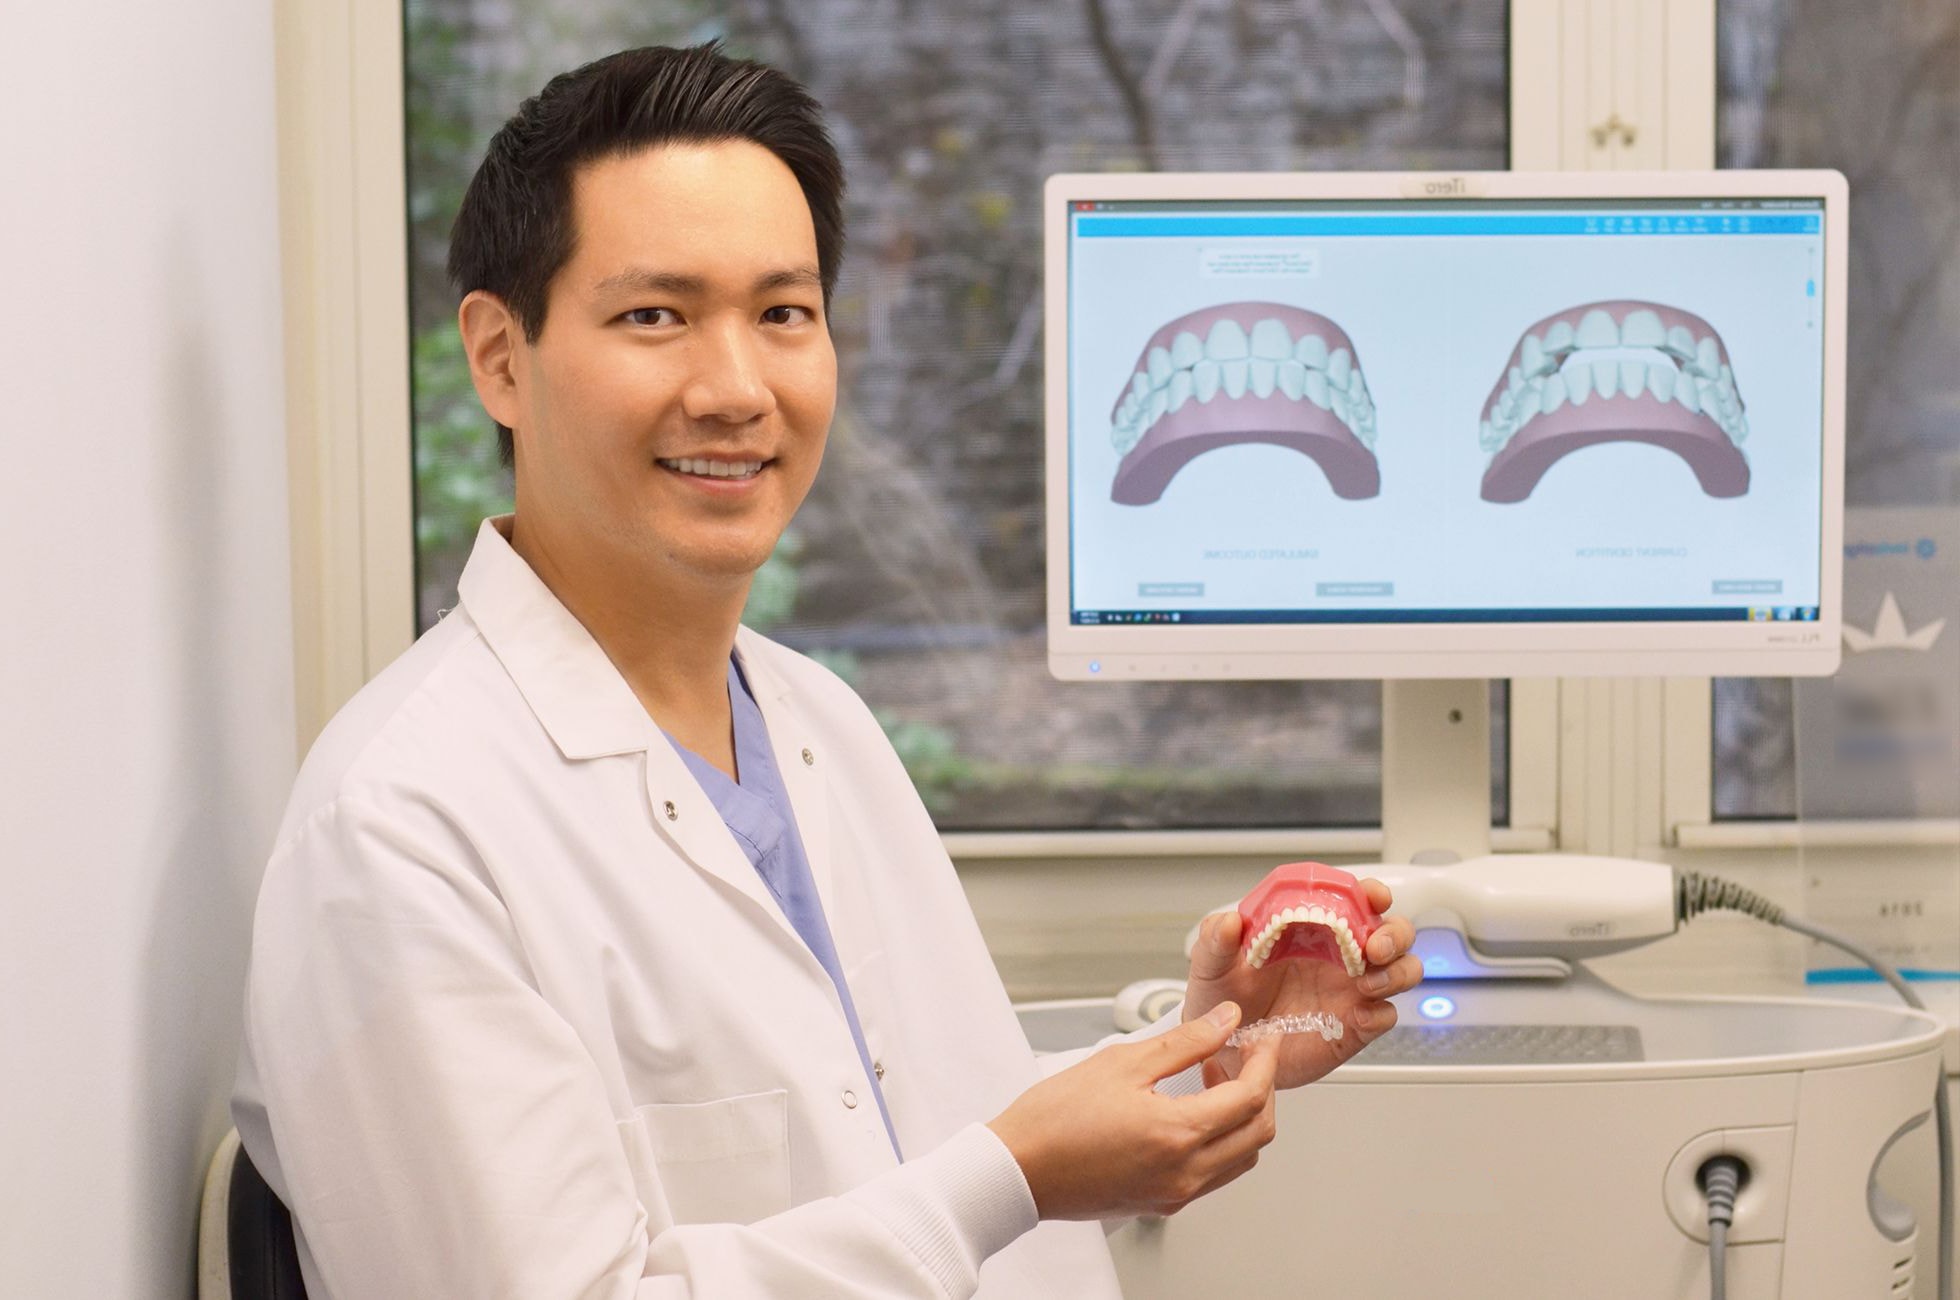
[1419,995,1456,1020]
[1806,279,1816,297]
[1089,661,1101,674]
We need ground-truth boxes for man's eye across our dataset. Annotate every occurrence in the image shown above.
[762,305,814,326]
[624,307,678,327]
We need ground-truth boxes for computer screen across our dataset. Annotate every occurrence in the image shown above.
[1044,170,1847,680]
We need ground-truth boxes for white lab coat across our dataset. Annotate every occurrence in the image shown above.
[233,519,1128,1299]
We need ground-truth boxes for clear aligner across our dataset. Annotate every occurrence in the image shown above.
[1227,1011,1345,1049]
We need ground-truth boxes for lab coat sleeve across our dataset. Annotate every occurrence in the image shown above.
[242,794,1037,1300]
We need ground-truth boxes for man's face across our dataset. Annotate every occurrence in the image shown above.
[505,139,836,589]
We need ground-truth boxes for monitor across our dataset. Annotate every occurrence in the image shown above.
[1044,169,1847,681]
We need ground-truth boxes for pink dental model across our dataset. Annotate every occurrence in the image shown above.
[1237,861,1383,978]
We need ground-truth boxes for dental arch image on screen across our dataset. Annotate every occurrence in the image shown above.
[1062,191,1829,628]
[1110,303,1381,505]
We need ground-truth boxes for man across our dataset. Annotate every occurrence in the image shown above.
[235,43,1421,1298]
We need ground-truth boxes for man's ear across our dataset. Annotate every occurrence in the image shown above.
[457,291,526,432]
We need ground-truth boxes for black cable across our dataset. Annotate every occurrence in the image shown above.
[1678,872,1953,1300]
[1699,1155,1747,1300]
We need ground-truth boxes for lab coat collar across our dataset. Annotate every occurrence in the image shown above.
[456,517,659,761]
[457,518,837,958]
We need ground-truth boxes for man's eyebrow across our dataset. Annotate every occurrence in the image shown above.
[590,266,823,297]
[591,268,705,296]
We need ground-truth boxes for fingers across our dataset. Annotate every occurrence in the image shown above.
[1352,995,1400,1043]
[1175,1033,1277,1133]
[1138,1001,1240,1081]
[1363,904,1415,967]
[1185,908,1242,982]
[1358,953,1425,1000]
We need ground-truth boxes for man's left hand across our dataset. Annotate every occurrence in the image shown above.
[1181,877,1421,1090]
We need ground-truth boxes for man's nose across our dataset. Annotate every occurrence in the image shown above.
[681,320,776,424]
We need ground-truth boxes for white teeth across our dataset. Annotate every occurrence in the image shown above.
[1146,346,1173,388]
[1277,359,1306,400]
[1479,418,1502,452]
[1619,360,1645,399]
[1192,358,1221,403]
[1543,320,1575,355]
[1249,357,1277,398]
[1205,318,1250,361]
[1327,347,1353,388]
[1540,373,1568,415]
[1576,308,1619,349]
[667,458,763,478]
[1167,369,1194,413]
[1519,333,1546,377]
[1304,368,1331,410]
[1295,333,1329,371]
[1565,359,1593,406]
[1594,360,1620,400]
[1146,389,1167,427]
[1620,308,1666,349]
[1696,336,1721,378]
[1131,372,1151,403]
[1508,365,1525,394]
[1330,387,1352,426]
[1665,325,1697,363]
[1221,357,1249,399]
[1675,374,1701,415]
[1169,330,1204,370]
[1250,317,1293,361]
[1646,363,1676,402]
[1345,367,1367,401]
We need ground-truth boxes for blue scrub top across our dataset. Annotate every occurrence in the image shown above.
[665,658,903,1160]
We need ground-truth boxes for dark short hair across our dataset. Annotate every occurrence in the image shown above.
[447,43,847,465]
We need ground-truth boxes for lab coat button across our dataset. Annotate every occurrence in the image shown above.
[801,747,815,766]
[662,800,678,821]
[841,1089,858,1109]
[873,1060,885,1080]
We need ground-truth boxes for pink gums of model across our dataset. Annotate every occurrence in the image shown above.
[1238,861,1382,977]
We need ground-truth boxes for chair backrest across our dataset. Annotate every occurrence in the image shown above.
[198,1129,308,1300]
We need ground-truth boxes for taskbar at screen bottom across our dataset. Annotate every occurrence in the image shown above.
[1074,605,1822,625]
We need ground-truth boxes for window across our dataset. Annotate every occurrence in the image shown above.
[1713,0,1960,821]
[405,0,1513,830]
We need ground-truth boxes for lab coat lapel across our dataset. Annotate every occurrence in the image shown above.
[734,635,836,918]
[640,737,805,947]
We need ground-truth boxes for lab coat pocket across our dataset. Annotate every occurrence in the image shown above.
[629,1089,792,1226]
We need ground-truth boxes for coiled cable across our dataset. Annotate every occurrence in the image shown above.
[1679,872,1952,1300]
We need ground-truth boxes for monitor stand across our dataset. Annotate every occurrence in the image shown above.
[1381,678,1493,866]
[1382,678,1573,980]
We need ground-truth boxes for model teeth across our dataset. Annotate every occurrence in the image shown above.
[1111,315,1378,456]
[1478,306,1749,457]
[1244,903,1366,977]
[661,458,765,479]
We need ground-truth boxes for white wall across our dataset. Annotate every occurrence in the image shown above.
[0,2,294,1294]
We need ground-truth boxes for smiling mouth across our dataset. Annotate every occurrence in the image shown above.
[656,457,769,481]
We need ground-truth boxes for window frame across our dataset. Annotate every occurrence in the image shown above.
[282,0,1958,865]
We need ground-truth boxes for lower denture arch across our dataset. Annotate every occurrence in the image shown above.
[1478,299,1751,504]
[1109,302,1382,506]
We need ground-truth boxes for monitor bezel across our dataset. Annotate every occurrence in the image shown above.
[1043,168,1848,681]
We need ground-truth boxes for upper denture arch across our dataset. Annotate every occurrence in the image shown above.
[1478,299,1751,504]
[1108,301,1383,506]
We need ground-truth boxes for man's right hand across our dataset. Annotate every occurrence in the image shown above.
[986,1002,1280,1220]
